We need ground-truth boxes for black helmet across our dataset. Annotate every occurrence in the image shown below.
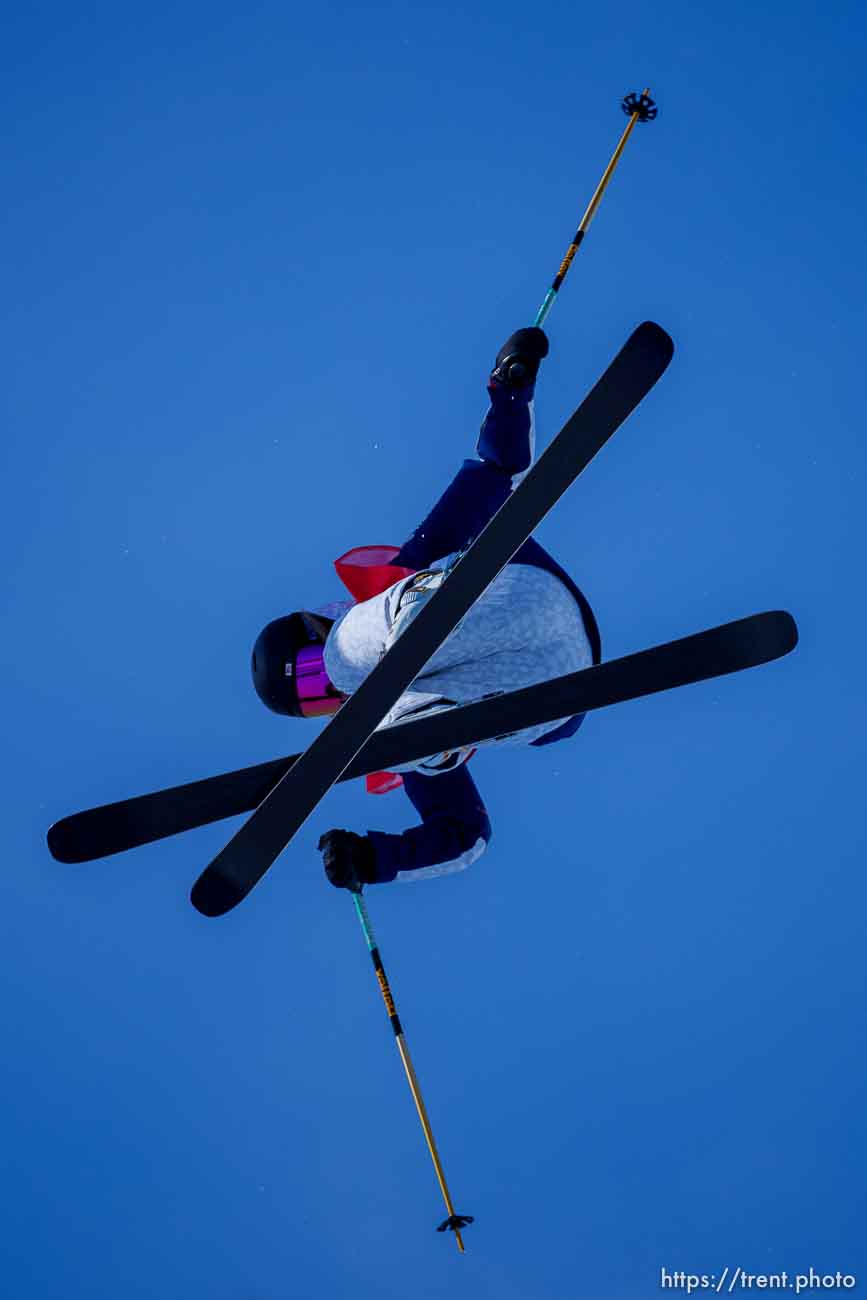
[251,612,342,718]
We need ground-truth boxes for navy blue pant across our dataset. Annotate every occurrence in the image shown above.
[394,383,532,572]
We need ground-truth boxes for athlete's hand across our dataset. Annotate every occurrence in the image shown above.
[318,829,376,892]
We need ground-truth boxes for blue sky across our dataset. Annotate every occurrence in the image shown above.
[3,1,866,1296]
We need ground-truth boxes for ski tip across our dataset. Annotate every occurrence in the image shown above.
[730,609,799,664]
[769,609,799,654]
[632,320,675,366]
[46,819,82,864]
[190,869,246,918]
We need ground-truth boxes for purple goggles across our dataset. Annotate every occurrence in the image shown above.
[293,643,346,718]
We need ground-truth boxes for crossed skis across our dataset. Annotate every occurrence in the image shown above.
[46,323,799,913]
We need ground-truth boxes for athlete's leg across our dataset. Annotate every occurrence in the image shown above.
[476,381,536,478]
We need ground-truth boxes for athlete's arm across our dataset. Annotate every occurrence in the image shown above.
[366,767,492,882]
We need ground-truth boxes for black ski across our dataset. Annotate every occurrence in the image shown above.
[47,611,797,865]
[190,322,674,915]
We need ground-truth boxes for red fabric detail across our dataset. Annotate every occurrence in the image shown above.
[366,747,477,795]
[332,546,417,798]
[334,545,416,602]
[366,771,404,795]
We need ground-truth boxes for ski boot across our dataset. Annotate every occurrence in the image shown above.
[489,326,549,389]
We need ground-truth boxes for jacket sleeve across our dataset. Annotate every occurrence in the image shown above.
[366,766,492,883]
[393,458,511,572]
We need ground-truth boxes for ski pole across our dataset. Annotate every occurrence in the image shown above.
[534,89,657,328]
[351,889,473,1252]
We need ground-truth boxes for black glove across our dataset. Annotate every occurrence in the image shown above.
[490,326,549,389]
[318,829,377,892]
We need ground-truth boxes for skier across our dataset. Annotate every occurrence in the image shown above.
[251,328,602,891]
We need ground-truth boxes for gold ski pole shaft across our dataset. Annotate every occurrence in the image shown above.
[351,890,473,1252]
[395,1035,463,1244]
[534,88,657,328]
